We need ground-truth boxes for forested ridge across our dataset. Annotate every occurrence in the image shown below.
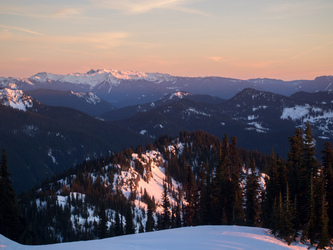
[1,124,332,248]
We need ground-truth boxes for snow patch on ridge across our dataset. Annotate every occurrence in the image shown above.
[0,88,33,111]
[169,91,191,100]
[70,91,101,104]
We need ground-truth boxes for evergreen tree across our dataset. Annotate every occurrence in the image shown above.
[277,183,295,245]
[184,165,197,226]
[287,128,303,229]
[300,123,318,228]
[114,209,123,236]
[233,187,245,225]
[263,149,281,228]
[125,205,135,235]
[317,194,329,249]
[199,161,212,225]
[161,180,171,229]
[213,134,233,224]
[98,201,107,239]
[0,149,23,242]
[145,202,155,232]
[245,158,261,227]
[302,174,316,245]
[322,142,333,238]
[230,136,244,225]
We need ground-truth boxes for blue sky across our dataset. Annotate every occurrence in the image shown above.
[0,0,332,80]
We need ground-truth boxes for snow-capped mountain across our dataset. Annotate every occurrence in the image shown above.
[0,88,35,111]
[1,69,332,107]
[29,69,176,87]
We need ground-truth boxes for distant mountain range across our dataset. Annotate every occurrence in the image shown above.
[0,69,332,191]
[1,69,332,107]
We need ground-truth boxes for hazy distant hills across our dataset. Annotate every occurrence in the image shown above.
[1,69,332,107]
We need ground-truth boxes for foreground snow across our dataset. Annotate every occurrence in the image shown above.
[0,226,307,250]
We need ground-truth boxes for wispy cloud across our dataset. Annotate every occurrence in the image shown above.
[206,56,282,68]
[53,32,130,49]
[0,4,98,20]
[4,30,130,51]
[0,24,43,36]
[91,0,211,16]
[288,41,333,61]
[266,1,332,18]
[52,8,83,18]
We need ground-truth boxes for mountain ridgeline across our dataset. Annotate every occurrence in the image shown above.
[1,69,332,107]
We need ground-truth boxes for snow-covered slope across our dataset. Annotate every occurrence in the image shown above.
[0,226,307,249]
[0,88,33,111]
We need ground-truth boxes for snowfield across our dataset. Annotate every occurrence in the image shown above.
[0,226,307,250]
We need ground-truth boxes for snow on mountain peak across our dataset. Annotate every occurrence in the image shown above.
[0,88,33,111]
[88,69,176,83]
[30,72,63,83]
[29,69,176,88]
[169,91,191,100]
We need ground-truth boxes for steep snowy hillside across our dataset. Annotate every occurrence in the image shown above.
[21,131,270,244]
[0,226,307,250]
[0,88,34,111]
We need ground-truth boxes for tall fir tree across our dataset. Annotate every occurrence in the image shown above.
[183,165,197,226]
[161,180,171,229]
[278,183,295,245]
[145,202,155,232]
[213,134,233,224]
[230,136,244,225]
[301,174,316,245]
[0,149,23,242]
[322,141,333,238]
[245,158,261,227]
[317,193,329,249]
[287,128,303,230]
[98,201,107,239]
[199,161,212,225]
[263,149,281,228]
[125,205,135,235]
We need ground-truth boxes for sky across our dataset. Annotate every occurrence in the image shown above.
[0,0,332,80]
